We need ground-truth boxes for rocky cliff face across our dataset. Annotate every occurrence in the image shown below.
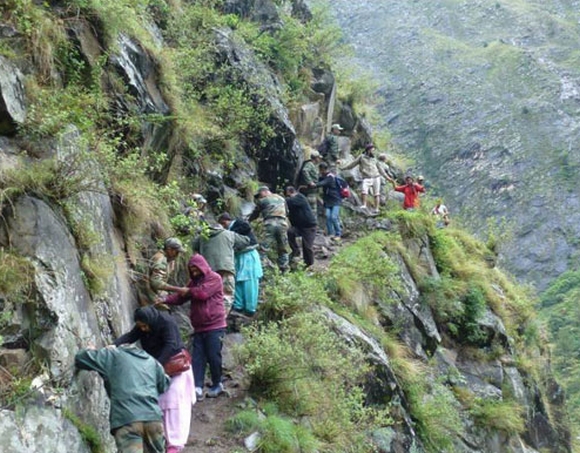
[326,0,580,291]
[0,1,571,452]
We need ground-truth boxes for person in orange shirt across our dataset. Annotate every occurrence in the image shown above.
[389,175,425,210]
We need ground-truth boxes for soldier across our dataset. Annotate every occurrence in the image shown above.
[75,344,169,453]
[297,147,322,217]
[137,237,186,306]
[320,123,343,168]
[249,186,290,272]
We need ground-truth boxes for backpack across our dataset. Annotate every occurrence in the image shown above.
[335,175,350,199]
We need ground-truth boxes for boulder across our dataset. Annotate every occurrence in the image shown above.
[0,56,26,136]
[54,127,136,339]
[377,253,441,358]
[310,67,335,98]
[0,348,29,372]
[213,28,299,189]
[0,407,92,453]
[108,34,171,153]
[222,0,280,24]
[319,306,423,452]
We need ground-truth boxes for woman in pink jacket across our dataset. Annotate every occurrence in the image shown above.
[162,254,227,400]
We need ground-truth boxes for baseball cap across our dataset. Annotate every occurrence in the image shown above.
[164,237,185,252]
[331,123,343,130]
[254,185,270,197]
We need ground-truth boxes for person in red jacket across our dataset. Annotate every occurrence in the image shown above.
[160,254,227,399]
[389,175,425,210]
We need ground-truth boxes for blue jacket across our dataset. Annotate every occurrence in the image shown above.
[316,173,342,207]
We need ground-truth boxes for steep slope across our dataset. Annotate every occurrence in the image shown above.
[326,0,580,290]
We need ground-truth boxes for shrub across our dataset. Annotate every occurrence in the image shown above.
[237,311,379,450]
[469,398,525,434]
[328,231,401,305]
[407,380,464,452]
[227,408,320,453]
[63,408,104,453]
[0,250,34,301]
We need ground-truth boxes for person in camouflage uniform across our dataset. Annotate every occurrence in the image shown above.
[138,238,185,306]
[322,123,343,168]
[75,344,169,453]
[298,147,322,217]
[249,186,290,271]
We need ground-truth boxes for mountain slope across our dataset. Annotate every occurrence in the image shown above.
[326,0,580,290]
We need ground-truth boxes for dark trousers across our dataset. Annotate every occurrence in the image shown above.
[288,226,317,267]
[192,328,225,389]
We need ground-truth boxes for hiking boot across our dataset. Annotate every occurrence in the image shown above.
[195,387,204,402]
[206,383,224,398]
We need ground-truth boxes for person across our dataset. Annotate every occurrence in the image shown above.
[320,123,343,167]
[161,254,227,399]
[315,162,342,241]
[191,223,250,312]
[218,213,263,316]
[75,344,170,453]
[138,237,186,306]
[249,186,290,271]
[431,199,450,228]
[114,306,195,453]
[284,186,317,267]
[339,143,389,214]
[297,147,322,217]
[389,175,425,210]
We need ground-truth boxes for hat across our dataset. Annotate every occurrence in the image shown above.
[254,185,270,197]
[331,123,343,131]
[310,149,321,159]
[218,212,232,223]
[164,237,185,252]
[417,175,424,181]
[192,193,207,204]
[365,143,375,152]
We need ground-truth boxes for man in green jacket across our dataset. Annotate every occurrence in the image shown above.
[75,344,170,453]
[192,224,250,311]
[298,148,322,217]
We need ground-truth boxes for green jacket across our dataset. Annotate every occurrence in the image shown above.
[192,226,250,274]
[249,194,288,223]
[325,134,339,162]
[299,160,319,194]
[75,346,169,431]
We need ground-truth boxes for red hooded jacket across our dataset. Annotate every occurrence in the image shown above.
[164,254,226,333]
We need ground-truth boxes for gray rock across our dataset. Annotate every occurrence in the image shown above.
[244,431,261,451]
[377,253,441,358]
[319,306,423,451]
[109,34,171,153]
[0,407,92,453]
[0,56,26,135]
[214,28,299,189]
[0,348,29,371]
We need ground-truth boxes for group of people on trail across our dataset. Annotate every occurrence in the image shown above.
[300,123,451,231]
[74,122,453,453]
